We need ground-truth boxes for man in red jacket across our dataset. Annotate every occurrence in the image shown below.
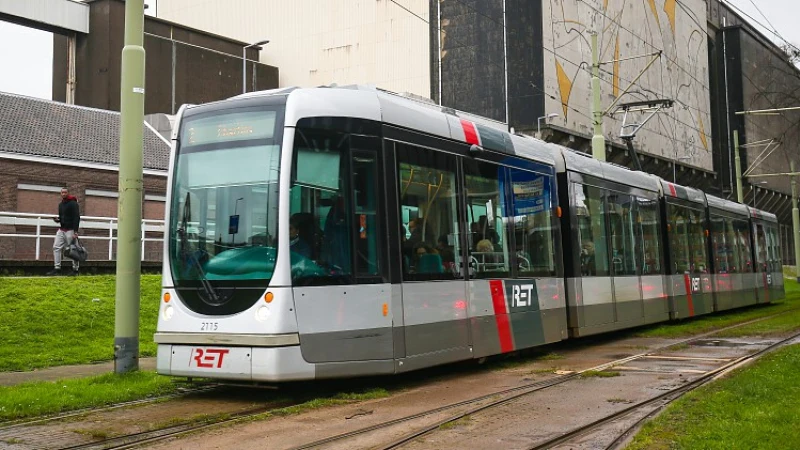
[47,188,81,276]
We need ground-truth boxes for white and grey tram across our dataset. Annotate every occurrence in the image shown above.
[155,85,784,382]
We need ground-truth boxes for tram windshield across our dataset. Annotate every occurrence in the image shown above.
[169,108,282,298]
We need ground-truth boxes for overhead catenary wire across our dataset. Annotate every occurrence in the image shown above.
[423,0,711,148]
[385,0,708,153]
[721,0,800,54]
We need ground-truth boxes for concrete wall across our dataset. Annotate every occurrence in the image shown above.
[543,0,713,171]
[155,0,430,96]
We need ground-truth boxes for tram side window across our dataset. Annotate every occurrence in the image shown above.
[710,215,730,274]
[768,227,781,272]
[607,192,638,276]
[289,128,353,284]
[637,197,661,275]
[769,228,783,272]
[687,208,709,274]
[352,148,382,278]
[723,217,742,273]
[464,159,510,278]
[510,168,557,277]
[735,219,753,273]
[573,183,610,276]
[668,204,690,274]
[397,144,460,280]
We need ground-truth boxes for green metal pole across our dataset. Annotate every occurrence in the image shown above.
[115,0,145,374]
[591,33,606,161]
[792,161,800,282]
[734,130,743,203]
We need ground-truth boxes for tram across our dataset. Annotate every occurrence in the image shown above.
[154,85,784,381]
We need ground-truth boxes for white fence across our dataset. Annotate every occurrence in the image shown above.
[0,211,165,261]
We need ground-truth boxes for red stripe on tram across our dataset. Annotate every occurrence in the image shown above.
[668,183,677,197]
[683,274,695,317]
[489,280,514,353]
[460,119,480,145]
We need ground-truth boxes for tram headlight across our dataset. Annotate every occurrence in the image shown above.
[256,305,271,322]
[162,304,174,321]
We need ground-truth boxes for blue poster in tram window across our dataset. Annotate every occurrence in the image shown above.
[228,215,240,235]
[510,171,551,216]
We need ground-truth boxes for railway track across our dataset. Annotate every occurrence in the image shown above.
[57,399,300,450]
[290,311,800,450]
[528,330,800,450]
[2,309,795,450]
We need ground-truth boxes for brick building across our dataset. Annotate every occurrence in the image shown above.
[0,92,170,262]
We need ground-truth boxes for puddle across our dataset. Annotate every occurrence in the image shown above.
[690,339,750,347]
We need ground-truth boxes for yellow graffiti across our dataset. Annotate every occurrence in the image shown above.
[556,61,573,118]
[613,34,620,97]
[664,0,676,34]
[647,0,661,27]
[604,0,609,10]
[699,118,709,151]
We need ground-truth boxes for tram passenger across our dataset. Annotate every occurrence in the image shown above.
[436,235,455,266]
[289,218,311,258]
[580,240,596,276]
[414,244,443,274]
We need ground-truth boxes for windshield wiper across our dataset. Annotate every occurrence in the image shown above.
[178,192,232,305]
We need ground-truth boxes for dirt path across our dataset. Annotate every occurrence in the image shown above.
[0,359,156,386]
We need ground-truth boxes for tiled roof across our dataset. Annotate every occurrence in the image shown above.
[0,92,169,171]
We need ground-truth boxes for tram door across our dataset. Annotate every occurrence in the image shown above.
[753,223,770,303]
[396,144,471,368]
[290,131,394,365]
[607,192,644,324]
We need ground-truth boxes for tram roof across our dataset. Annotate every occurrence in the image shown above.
[706,194,751,217]
[270,85,557,166]
[558,149,661,192]
[232,86,671,193]
[748,206,778,222]
[658,179,707,205]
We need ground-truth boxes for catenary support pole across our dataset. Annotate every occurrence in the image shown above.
[591,33,605,161]
[734,130,743,203]
[792,161,800,282]
[115,0,145,374]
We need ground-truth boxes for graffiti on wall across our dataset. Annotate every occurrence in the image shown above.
[543,0,712,171]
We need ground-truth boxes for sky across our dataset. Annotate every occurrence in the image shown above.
[0,0,797,101]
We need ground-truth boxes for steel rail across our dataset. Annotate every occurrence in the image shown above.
[530,330,800,450]
[291,307,797,450]
[57,399,301,450]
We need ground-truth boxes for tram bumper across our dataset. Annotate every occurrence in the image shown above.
[155,332,314,381]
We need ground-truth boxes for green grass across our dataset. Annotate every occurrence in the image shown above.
[0,371,178,421]
[580,370,620,378]
[628,344,800,449]
[636,279,800,339]
[0,275,161,371]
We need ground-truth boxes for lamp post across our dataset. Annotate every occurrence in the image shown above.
[243,39,269,94]
[537,113,559,139]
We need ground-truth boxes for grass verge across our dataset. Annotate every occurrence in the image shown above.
[0,371,178,421]
[627,344,800,449]
[635,279,800,339]
[0,275,161,371]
